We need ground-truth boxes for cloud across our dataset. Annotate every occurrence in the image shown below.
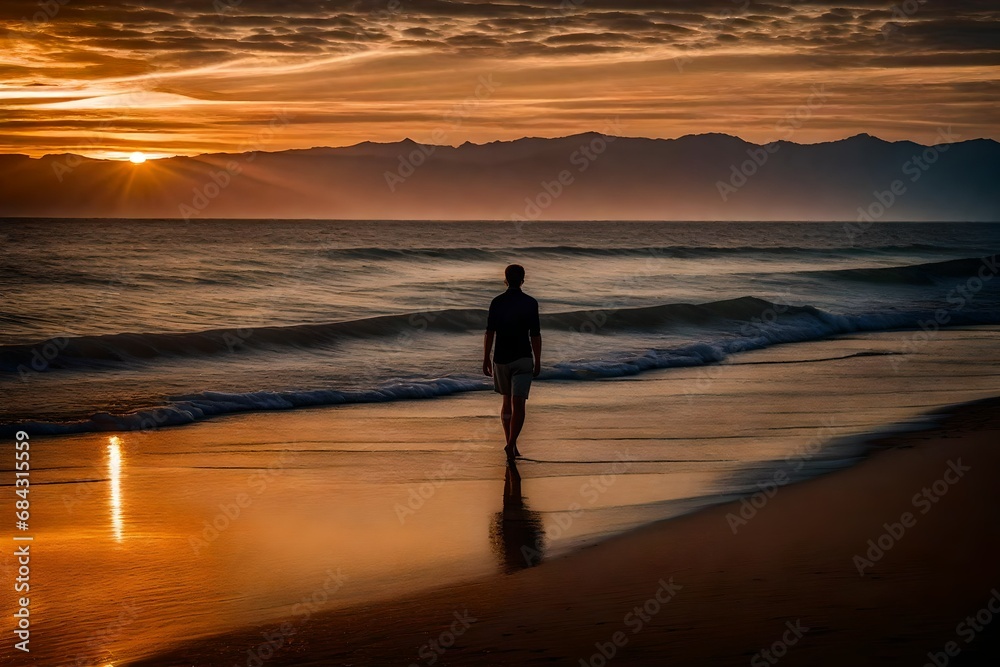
[3,0,995,66]
[0,0,998,155]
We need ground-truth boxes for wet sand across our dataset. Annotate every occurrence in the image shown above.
[4,327,1000,665]
[132,395,1000,666]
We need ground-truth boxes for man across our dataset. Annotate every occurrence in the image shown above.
[483,264,541,459]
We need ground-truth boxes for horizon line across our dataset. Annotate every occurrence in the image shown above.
[2,218,996,224]
[6,130,996,162]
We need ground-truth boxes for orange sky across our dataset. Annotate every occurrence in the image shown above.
[2,0,999,158]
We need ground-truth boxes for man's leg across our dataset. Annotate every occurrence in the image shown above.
[507,396,527,457]
[501,394,512,446]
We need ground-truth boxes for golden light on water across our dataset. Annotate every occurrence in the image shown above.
[108,437,123,542]
[129,152,146,164]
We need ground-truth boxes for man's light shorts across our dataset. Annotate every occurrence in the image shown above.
[493,357,534,399]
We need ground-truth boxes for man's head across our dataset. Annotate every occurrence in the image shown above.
[504,264,525,288]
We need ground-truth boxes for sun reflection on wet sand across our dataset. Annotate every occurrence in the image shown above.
[108,436,123,542]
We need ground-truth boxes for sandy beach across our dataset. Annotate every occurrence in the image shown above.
[5,326,999,666]
[133,394,1000,667]
[4,3,1000,663]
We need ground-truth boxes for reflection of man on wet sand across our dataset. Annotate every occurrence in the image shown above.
[489,460,544,573]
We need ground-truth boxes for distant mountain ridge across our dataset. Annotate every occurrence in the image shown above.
[0,132,997,220]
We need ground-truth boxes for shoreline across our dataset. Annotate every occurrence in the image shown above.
[5,317,1000,441]
[129,395,1000,666]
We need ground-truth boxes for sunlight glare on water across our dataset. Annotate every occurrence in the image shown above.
[108,436,123,542]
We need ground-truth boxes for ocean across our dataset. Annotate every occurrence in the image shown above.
[4,219,1000,664]
[2,220,999,436]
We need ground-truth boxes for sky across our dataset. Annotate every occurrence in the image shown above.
[1,0,999,158]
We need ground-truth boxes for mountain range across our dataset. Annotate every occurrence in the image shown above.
[1,132,996,221]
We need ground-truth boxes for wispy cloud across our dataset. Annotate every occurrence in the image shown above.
[1,0,998,156]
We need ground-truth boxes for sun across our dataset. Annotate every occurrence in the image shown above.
[129,151,146,164]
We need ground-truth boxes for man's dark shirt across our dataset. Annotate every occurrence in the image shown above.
[487,287,540,364]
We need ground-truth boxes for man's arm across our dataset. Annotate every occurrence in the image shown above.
[484,298,498,377]
[531,334,542,377]
[483,330,495,377]
[530,300,542,377]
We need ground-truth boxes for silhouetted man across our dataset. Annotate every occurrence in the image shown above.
[483,264,541,459]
